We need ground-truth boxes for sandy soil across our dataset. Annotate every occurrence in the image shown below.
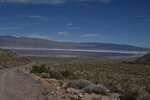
[0,64,47,100]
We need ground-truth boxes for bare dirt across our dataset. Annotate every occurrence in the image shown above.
[0,64,47,100]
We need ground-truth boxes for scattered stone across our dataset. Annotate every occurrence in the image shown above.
[40,73,50,78]
[54,83,57,86]
[61,95,66,99]
[69,95,79,100]
[78,94,83,98]
[51,91,55,95]
[28,69,120,100]
[56,86,61,90]
[66,88,82,95]
[42,91,48,95]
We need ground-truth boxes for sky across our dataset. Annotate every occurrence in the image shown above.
[0,0,150,48]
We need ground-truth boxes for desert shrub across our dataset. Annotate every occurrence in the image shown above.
[49,71,62,79]
[122,61,134,64]
[120,91,138,100]
[61,69,79,79]
[91,97,99,100]
[61,69,73,78]
[119,86,150,100]
[69,79,109,95]
[30,64,78,80]
[137,92,150,100]
[0,65,3,69]
[84,84,109,95]
[40,72,50,78]
[120,90,150,100]
[49,67,55,71]
[28,57,150,98]
[119,86,141,100]
[69,79,92,89]
[30,64,48,74]
[48,69,78,79]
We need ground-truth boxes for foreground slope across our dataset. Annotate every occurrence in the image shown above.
[0,63,119,100]
[0,48,29,69]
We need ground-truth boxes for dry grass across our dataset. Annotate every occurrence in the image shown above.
[0,48,30,68]
[27,56,150,99]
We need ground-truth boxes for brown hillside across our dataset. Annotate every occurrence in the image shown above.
[0,48,30,69]
[135,53,150,64]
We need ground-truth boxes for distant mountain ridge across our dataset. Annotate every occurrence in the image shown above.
[0,35,150,52]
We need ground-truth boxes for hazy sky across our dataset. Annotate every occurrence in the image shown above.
[0,0,150,47]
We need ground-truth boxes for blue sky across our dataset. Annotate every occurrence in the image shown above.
[0,0,150,47]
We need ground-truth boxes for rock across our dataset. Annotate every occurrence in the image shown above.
[61,95,66,99]
[68,95,78,100]
[56,86,61,90]
[54,83,57,86]
[51,91,55,95]
[78,94,83,98]
[40,73,50,78]
[42,90,48,95]
[66,88,81,95]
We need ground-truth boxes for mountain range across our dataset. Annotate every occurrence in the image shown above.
[0,35,149,51]
[0,36,149,56]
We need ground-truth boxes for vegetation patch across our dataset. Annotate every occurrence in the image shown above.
[84,84,109,95]
[28,56,150,99]
[68,79,109,95]
[0,48,30,69]
[30,64,78,80]
[119,86,150,100]
[68,79,92,89]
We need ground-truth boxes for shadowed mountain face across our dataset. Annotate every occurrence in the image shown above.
[0,36,149,51]
[135,53,150,64]
[0,48,30,69]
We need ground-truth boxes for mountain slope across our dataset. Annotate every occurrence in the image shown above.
[0,48,30,69]
[0,36,149,51]
[135,53,150,64]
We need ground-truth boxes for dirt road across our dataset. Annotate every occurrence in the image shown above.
[0,64,47,100]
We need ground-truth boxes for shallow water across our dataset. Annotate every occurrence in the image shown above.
[11,49,144,57]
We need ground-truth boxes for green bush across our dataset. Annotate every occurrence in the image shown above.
[49,71,62,79]
[61,70,72,78]
[30,64,78,80]
[30,64,48,74]
[61,69,79,79]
